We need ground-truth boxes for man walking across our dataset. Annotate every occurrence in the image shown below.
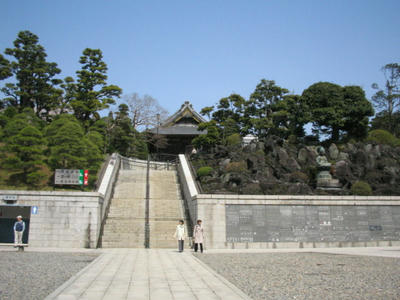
[14,215,25,245]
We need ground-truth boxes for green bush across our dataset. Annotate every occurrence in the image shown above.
[366,129,400,147]
[226,133,241,146]
[197,166,213,177]
[351,181,372,196]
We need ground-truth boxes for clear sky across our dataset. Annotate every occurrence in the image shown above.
[2,0,399,115]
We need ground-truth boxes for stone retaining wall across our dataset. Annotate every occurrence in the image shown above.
[178,155,400,249]
[0,154,120,248]
[0,191,102,248]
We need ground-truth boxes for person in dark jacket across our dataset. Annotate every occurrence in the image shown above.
[14,215,25,245]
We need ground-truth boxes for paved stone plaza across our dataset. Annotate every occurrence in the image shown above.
[1,247,400,300]
[0,251,99,300]
[197,248,400,300]
[45,248,250,300]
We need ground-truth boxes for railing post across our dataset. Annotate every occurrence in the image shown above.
[145,155,150,248]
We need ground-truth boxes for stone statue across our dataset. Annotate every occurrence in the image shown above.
[316,146,341,190]
[316,147,331,169]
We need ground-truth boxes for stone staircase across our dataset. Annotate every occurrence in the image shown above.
[149,167,188,248]
[101,158,189,248]
[101,161,147,248]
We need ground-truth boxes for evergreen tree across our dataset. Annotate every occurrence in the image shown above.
[371,111,400,138]
[245,79,289,137]
[71,48,122,128]
[302,82,345,141]
[0,54,12,81]
[1,31,62,118]
[2,108,44,140]
[83,137,104,184]
[342,86,374,140]
[109,104,136,156]
[302,82,374,141]
[270,94,310,139]
[3,125,47,186]
[47,119,87,169]
[131,132,148,160]
[212,94,246,138]
[192,121,220,150]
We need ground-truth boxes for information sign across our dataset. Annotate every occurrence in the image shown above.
[31,206,38,215]
[54,169,89,185]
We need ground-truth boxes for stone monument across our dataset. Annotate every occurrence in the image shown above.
[316,146,341,190]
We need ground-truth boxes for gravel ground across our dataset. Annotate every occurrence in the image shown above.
[195,252,400,300]
[0,251,99,300]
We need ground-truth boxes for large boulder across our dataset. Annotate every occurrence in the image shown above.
[335,160,355,184]
[297,147,317,167]
[338,152,349,161]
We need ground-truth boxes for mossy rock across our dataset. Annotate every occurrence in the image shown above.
[225,161,247,173]
[241,183,263,195]
[289,171,309,183]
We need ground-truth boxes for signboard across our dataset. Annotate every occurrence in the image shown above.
[54,169,89,185]
[31,206,38,215]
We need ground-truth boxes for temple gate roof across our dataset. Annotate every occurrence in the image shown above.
[150,101,207,135]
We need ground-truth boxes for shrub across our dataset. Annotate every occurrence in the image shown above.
[351,181,372,196]
[366,129,400,147]
[226,133,241,146]
[289,171,309,183]
[225,161,247,173]
[197,166,213,177]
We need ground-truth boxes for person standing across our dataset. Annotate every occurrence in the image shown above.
[193,220,204,253]
[174,220,186,252]
[13,215,25,245]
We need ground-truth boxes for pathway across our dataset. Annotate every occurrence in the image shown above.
[45,249,250,300]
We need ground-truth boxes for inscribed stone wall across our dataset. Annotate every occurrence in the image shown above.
[226,205,400,243]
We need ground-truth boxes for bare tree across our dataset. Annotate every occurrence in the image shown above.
[124,93,169,130]
[372,63,400,116]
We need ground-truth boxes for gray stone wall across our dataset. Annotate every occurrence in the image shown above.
[0,191,103,248]
[226,205,400,243]
[192,194,400,249]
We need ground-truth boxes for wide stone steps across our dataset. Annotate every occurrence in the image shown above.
[101,165,147,248]
[101,159,188,249]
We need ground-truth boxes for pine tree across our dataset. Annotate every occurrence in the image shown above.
[47,119,87,169]
[1,31,62,118]
[71,48,122,129]
[3,125,47,186]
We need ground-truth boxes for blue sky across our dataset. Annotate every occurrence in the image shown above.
[2,0,399,115]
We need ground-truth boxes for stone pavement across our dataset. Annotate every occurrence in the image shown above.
[45,248,251,300]
[204,246,400,258]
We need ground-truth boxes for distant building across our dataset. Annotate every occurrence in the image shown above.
[242,134,258,146]
[149,101,207,155]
